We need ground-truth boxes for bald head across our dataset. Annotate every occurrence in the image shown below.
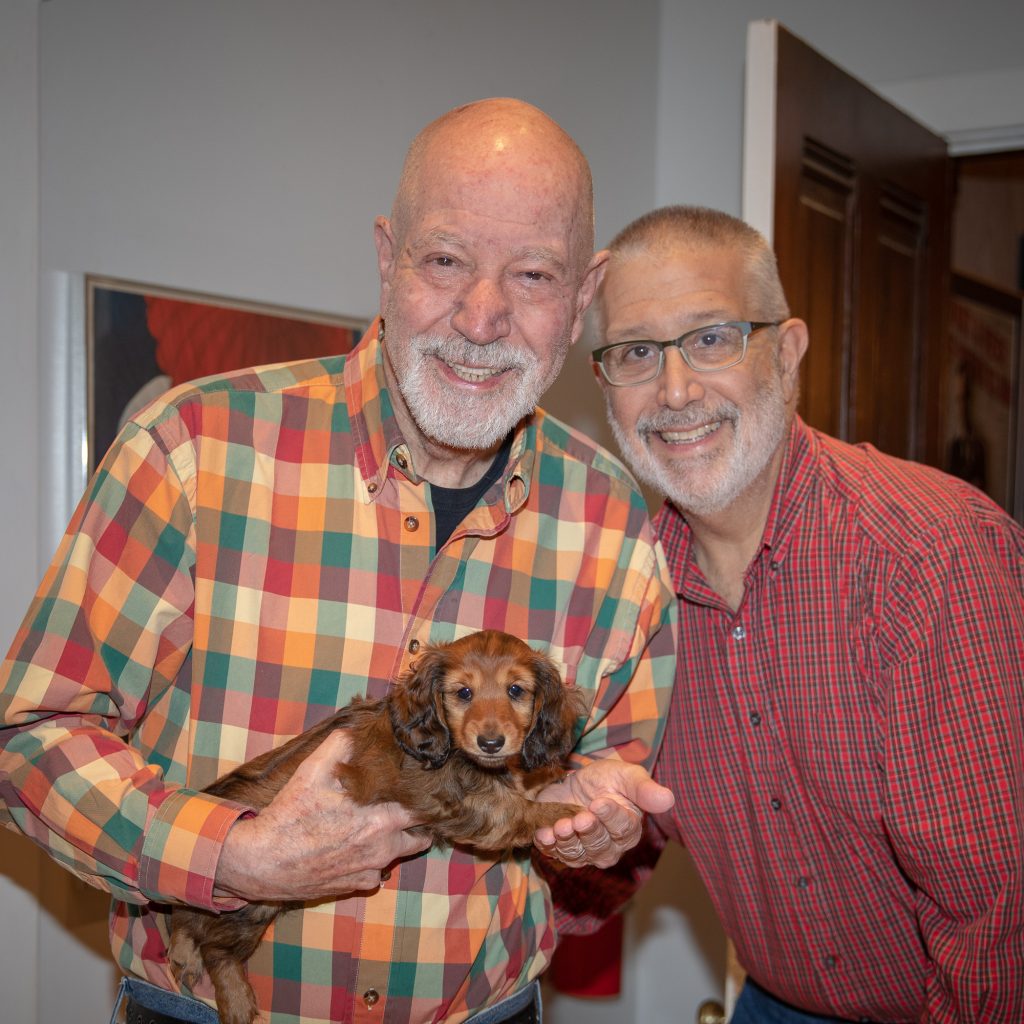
[391,98,596,274]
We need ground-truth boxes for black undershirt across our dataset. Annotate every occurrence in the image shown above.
[429,432,513,551]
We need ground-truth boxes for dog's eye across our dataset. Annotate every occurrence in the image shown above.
[456,687,473,702]
[507,684,525,700]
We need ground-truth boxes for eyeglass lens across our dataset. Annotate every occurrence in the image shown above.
[602,323,748,383]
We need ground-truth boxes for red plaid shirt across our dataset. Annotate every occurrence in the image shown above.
[653,418,1024,1023]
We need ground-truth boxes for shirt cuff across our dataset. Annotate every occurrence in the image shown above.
[138,788,254,910]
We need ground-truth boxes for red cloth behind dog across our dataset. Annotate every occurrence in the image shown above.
[549,914,624,996]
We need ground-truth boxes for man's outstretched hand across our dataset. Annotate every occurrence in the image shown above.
[534,759,673,869]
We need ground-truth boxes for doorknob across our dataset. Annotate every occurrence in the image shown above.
[696,998,726,1024]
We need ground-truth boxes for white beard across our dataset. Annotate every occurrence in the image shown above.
[390,331,568,450]
[607,370,788,518]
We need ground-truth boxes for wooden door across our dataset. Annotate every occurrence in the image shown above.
[744,21,951,465]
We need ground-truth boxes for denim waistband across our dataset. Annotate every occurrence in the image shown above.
[111,976,218,1024]
[466,980,541,1023]
[112,975,541,1024]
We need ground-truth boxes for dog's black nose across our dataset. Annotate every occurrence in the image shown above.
[477,735,505,754]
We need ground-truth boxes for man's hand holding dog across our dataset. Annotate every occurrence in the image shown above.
[214,731,431,902]
[533,760,674,869]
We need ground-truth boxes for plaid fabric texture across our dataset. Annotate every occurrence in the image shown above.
[0,326,676,1024]
[653,418,1024,1023]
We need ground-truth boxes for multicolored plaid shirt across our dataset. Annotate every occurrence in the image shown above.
[653,418,1024,1023]
[0,325,676,1024]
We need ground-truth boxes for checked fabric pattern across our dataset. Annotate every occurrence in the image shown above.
[0,325,676,1024]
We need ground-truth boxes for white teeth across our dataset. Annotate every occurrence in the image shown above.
[659,421,721,443]
[449,363,502,383]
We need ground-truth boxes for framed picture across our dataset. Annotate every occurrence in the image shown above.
[86,276,367,471]
[944,271,1024,521]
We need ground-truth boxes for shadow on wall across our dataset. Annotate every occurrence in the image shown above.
[543,325,662,514]
[0,829,118,995]
[543,843,726,1023]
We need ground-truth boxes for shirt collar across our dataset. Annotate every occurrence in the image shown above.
[655,415,819,593]
[346,319,534,510]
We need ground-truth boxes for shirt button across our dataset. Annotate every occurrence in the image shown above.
[363,989,380,1008]
[731,625,746,640]
[770,797,782,811]
[796,876,810,889]
[769,560,780,571]
[396,453,409,470]
[408,639,420,654]
[749,711,762,727]
[367,482,378,494]
[404,515,419,532]
[824,955,838,969]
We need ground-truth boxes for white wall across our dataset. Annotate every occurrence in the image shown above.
[3,2,1024,1023]
[655,0,1024,211]
[0,7,43,1023]
[36,0,660,460]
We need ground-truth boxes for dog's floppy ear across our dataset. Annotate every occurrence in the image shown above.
[390,646,451,768]
[520,651,585,772]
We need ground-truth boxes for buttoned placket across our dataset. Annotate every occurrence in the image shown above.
[353,448,525,1016]
[750,550,848,996]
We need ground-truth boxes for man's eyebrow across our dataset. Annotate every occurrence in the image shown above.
[407,233,569,274]
[408,230,465,253]
[609,311,734,342]
[516,247,568,273]
[606,324,652,342]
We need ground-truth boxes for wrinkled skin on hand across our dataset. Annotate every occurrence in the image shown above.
[533,758,674,870]
[215,731,431,902]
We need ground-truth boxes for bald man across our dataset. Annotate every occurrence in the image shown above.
[0,99,676,1024]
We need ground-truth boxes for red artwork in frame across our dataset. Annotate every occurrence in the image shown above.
[86,277,366,471]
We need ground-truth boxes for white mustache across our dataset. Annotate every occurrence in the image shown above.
[636,404,739,437]
[413,334,531,374]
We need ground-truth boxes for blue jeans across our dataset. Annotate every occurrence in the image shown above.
[731,979,866,1024]
[110,976,219,1024]
[111,975,540,1023]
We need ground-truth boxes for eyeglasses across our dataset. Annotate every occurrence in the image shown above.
[592,320,780,387]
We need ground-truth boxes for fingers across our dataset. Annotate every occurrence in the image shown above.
[631,776,675,814]
[216,744,432,902]
[534,781,648,869]
[345,868,390,893]
[589,796,643,847]
[569,761,673,814]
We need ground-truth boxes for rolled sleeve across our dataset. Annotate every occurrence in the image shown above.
[139,788,253,909]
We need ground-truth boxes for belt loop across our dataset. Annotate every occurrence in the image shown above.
[109,977,129,1024]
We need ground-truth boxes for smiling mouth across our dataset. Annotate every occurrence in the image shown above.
[446,361,506,384]
[656,420,724,444]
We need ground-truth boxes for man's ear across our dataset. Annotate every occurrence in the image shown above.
[776,318,809,403]
[569,249,610,346]
[374,216,397,309]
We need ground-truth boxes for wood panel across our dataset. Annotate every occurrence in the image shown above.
[771,24,950,464]
[792,140,855,439]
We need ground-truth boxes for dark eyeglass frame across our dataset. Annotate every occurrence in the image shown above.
[591,320,780,386]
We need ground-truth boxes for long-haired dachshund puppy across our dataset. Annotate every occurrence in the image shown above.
[168,629,587,1024]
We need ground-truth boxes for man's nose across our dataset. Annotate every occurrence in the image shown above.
[660,345,705,409]
[450,277,512,345]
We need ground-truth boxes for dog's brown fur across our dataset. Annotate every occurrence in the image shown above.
[168,630,586,1024]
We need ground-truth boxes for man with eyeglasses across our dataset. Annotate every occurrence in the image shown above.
[577,204,1024,1022]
